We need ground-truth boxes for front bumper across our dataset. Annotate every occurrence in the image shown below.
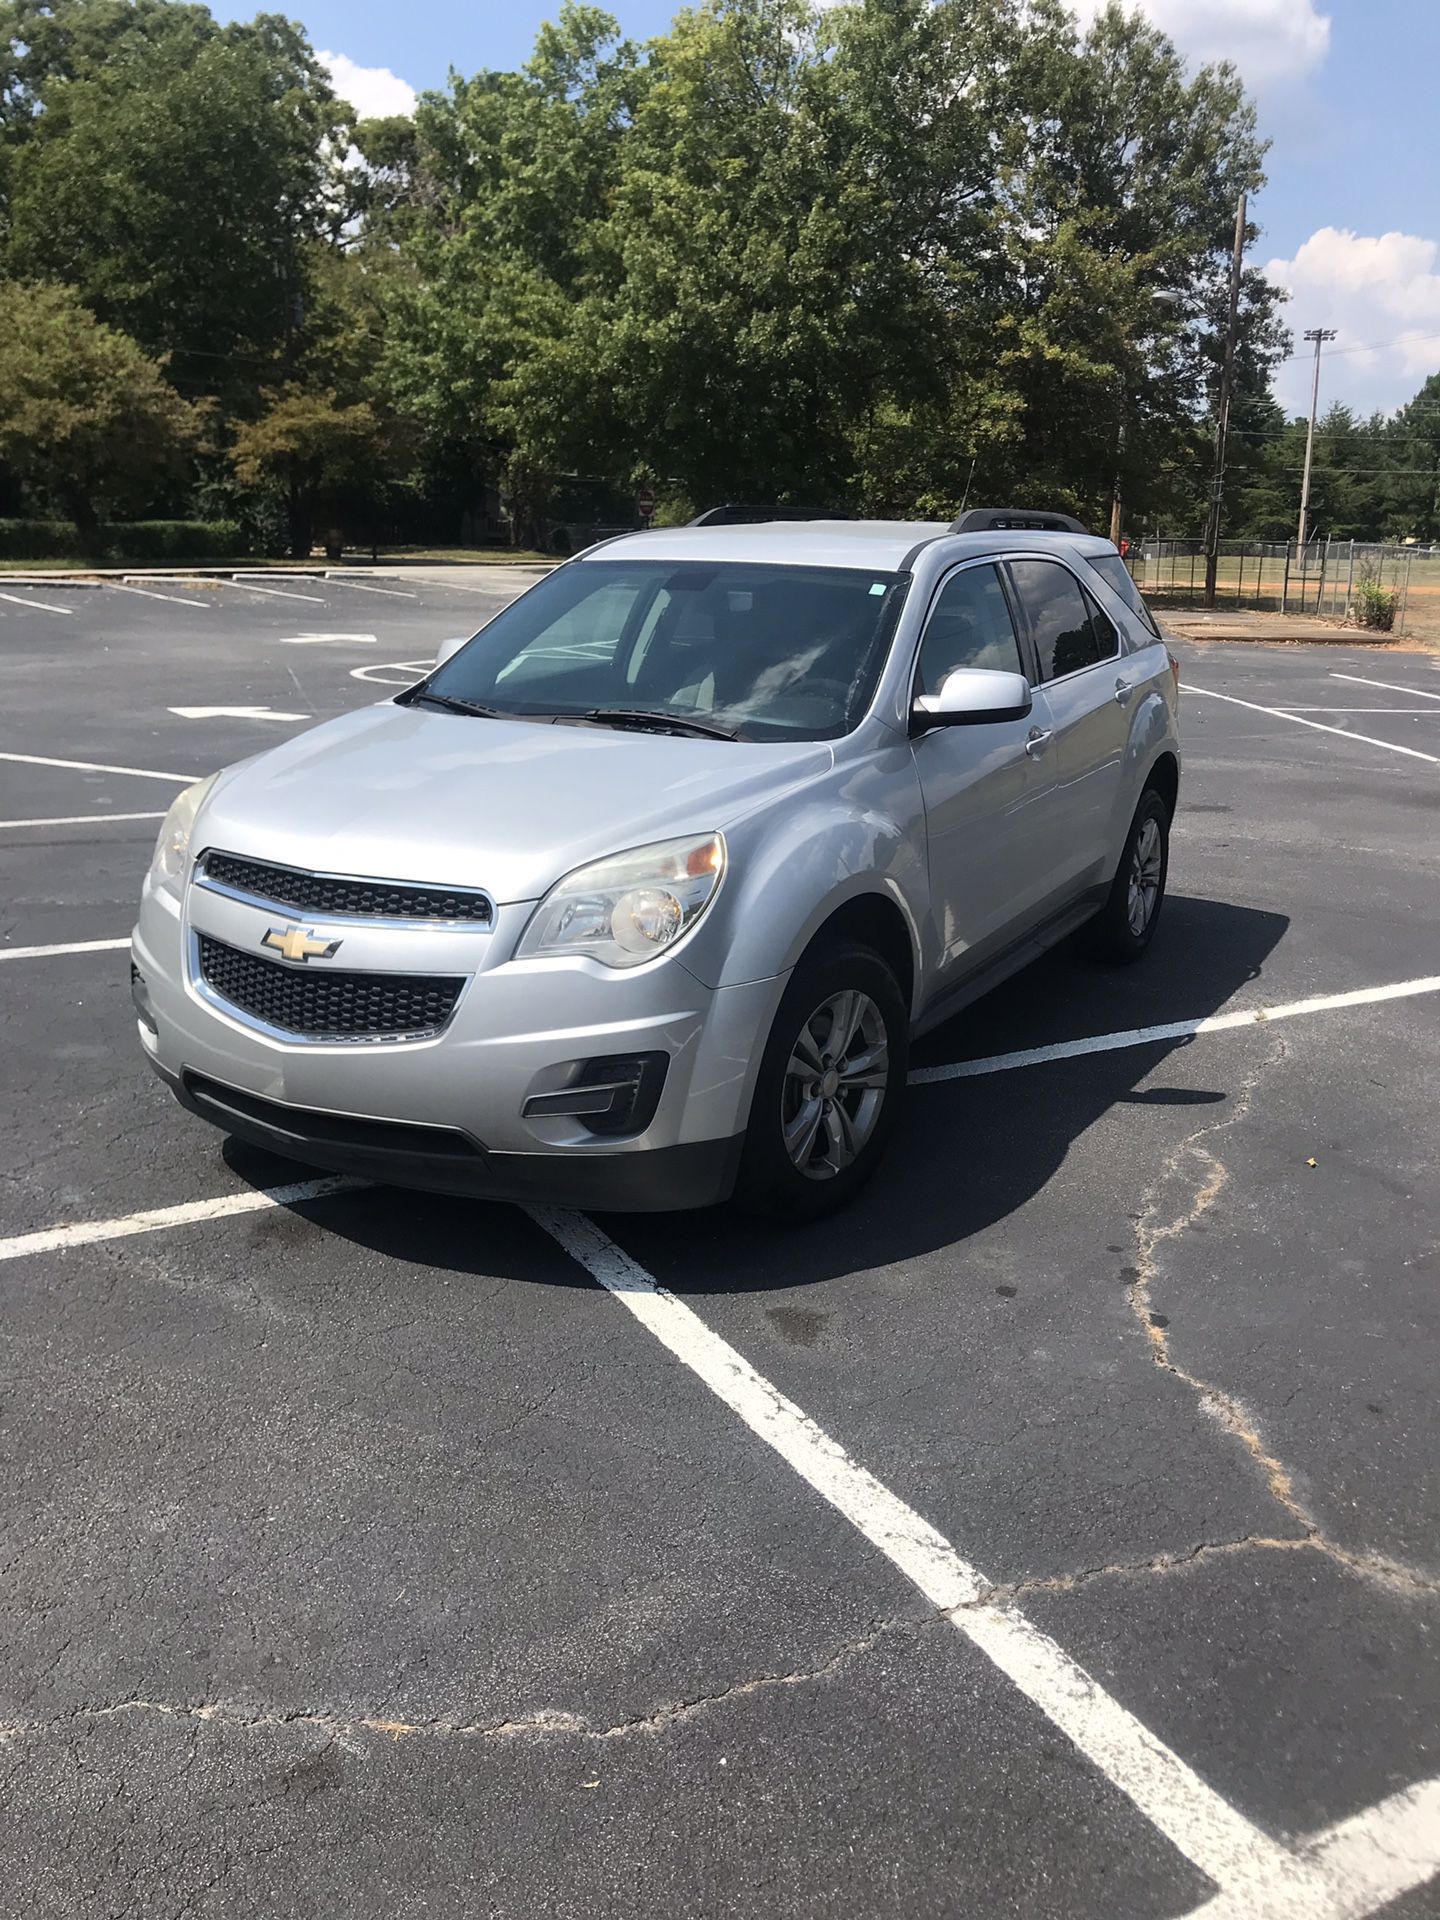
[133,869,782,1212]
[156,1064,743,1211]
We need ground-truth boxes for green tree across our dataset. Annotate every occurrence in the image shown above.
[984,1,1286,532]
[0,280,198,550]
[2,2,349,400]
[589,0,1022,506]
[1220,391,1296,540]
[231,385,405,557]
[368,5,646,540]
[1377,374,1440,541]
[385,0,1287,532]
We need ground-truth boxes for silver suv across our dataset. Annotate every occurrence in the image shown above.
[131,510,1180,1219]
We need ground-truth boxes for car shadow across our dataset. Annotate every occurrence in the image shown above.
[225,893,1287,1294]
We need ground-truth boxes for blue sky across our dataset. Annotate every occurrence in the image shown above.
[233,0,1440,419]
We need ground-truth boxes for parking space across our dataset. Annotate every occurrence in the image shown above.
[2,586,1439,1918]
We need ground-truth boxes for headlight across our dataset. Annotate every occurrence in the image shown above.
[148,775,218,889]
[516,832,726,969]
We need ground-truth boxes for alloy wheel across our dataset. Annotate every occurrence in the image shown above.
[780,989,889,1181]
[1127,815,1163,937]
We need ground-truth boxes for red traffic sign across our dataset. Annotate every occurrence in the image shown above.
[637,490,657,520]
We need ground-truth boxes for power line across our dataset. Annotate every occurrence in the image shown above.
[1226,429,1440,442]
[1273,327,1440,366]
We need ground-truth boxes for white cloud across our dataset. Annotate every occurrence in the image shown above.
[1068,0,1330,87]
[1264,227,1440,416]
[319,49,417,121]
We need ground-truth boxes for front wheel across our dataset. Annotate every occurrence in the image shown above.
[735,940,909,1222]
[1087,786,1170,963]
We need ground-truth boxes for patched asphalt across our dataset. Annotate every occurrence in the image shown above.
[1,575,1438,1917]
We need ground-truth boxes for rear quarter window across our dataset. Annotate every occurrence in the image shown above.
[1086,554,1161,639]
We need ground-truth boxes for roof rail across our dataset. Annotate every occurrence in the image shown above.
[688,505,849,527]
[949,507,1090,535]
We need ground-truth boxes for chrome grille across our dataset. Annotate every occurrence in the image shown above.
[196,936,465,1040]
[199,851,492,925]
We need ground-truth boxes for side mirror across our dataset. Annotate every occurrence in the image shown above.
[912,668,1033,731]
[435,634,471,670]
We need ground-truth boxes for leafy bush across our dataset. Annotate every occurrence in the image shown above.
[115,520,248,560]
[0,520,85,559]
[0,518,247,561]
[1352,578,1397,632]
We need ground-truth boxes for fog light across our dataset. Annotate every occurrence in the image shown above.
[522,1053,668,1137]
[130,960,157,1034]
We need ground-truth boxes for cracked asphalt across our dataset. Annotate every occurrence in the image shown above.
[2,575,1438,1918]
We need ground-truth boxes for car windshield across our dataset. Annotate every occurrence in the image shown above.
[418,560,908,741]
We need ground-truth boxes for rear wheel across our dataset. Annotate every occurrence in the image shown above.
[1087,786,1170,963]
[735,940,908,1221]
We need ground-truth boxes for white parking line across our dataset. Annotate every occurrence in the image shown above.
[168,705,305,723]
[223,577,325,604]
[107,582,211,608]
[0,937,129,962]
[531,1209,1440,1919]
[908,976,1440,1084]
[1275,706,1440,715]
[1330,672,1440,702]
[423,577,523,595]
[0,590,75,616]
[529,1209,1288,1894]
[1188,1775,1440,1919]
[323,576,417,598]
[280,633,377,646]
[0,811,165,829]
[0,1135,1434,1910]
[0,1176,360,1262]
[1189,687,1440,764]
[350,659,429,685]
[0,751,191,782]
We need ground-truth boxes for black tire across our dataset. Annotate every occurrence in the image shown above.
[1086,785,1170,964]
[734,939,909,1222]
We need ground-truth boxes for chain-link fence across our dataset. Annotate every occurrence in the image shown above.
[1129,538,1428,634]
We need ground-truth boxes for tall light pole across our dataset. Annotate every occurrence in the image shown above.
[1203,191,1247,608]
[1296,326,1337,553]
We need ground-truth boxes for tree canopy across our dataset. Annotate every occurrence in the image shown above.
[1,0,1435,551]
[0,279,198,545]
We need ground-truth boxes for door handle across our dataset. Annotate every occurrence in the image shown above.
[1024,726,1053,759]
[1114,676,1134,706]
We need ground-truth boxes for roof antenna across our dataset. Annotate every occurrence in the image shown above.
[956,456,977,519]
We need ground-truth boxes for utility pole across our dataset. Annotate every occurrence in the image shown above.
[1109,414,1126,546]
[1296,326,1337,553]
[1203,191,1247,608]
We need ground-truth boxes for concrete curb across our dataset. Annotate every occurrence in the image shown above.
[0,562,556,589]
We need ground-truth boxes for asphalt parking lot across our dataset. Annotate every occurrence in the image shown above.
[2,569,1438,1919]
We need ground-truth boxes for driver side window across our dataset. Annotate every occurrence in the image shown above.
[916,565,1023,698]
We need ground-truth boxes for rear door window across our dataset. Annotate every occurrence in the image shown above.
[1008,559,1118,682]
[1086,553,1162,638]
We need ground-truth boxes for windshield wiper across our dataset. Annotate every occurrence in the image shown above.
[581,707,742,741]
[406,689,504,719]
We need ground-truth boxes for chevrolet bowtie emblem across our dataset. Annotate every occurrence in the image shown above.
[262,924,342,964]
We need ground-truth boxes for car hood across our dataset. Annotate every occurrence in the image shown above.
[196,703,834,903]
